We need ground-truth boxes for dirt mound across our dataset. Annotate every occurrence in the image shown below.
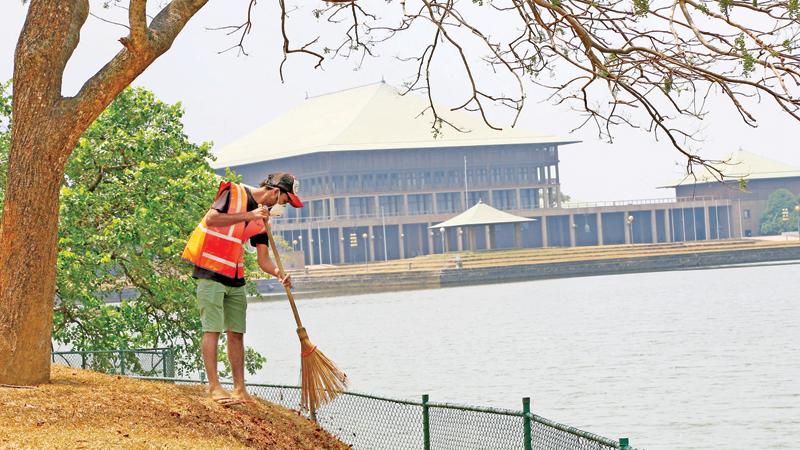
[0,365,349,449]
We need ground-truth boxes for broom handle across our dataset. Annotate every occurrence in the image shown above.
[263,219,304,329]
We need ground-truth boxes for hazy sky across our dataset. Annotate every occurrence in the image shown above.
[2,1,797,201]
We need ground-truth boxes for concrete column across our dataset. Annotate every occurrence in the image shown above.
[514,223,522,248]
[664,209,672,243]
[624,214,631,244]
[432,193,439,214]
[555,163,562,207]
[338,227,346,264]
[650,210,658,243]
[427,223,434,254]
[485,225,492,250]
[330,198,337,219]
[596,213,604,245]
[457,228,464,251]
[468,227,477,251]
[568,214,576,247]
[307,226,315,264]
[515,189,522,211]
[704,205,711,240]
[344,196,351,218]
[403,194,409,216]
[541,216,549,248]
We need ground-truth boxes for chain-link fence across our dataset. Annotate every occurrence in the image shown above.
[53,349,636,450]
[51,348,175,377]
[152,378,633,450]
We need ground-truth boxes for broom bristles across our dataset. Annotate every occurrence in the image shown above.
[297,327,348,413]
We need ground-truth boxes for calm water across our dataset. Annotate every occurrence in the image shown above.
[245,263,799,450]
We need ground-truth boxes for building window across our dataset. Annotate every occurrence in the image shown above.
[520,188,539,209]
[492,190,517,210]
[408,194,433,215]
[376,173,389,190]
[436,192,463,214]
[379,195,404,216]
[505,167,516,183]
[349,196,375,218]
[743,209,751,219]
[492,168,503,184]
[334,198,346,218]
[346,175,359,191]
[361,174,374,191]
[467,190,489,207]
[331,176,344,192]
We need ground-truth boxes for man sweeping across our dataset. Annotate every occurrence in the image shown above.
[182,173,303,405]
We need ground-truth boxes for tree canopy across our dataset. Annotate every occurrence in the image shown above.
[760,188,800,235]
[1,86,266,376]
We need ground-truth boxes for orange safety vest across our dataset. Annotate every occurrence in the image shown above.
[182,182,266,279]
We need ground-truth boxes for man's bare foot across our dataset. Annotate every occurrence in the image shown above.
[231,388,256,404]
[209,386,239,406]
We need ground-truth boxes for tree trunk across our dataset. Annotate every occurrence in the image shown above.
[0,130,71,385]
[0,0,208,385]
[0,0,92,386]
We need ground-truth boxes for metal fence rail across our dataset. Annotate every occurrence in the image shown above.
[52,347,175,378]
[54,349,636,450]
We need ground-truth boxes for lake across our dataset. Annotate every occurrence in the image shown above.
[245,263,799,450]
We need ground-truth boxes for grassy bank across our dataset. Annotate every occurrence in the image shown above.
[0,365,348,449]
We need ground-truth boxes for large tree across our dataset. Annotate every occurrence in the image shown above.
[759,188,799,235]
[1,0,799,385]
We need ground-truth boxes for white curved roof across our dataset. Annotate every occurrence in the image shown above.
[212,82,576,168]
[664,149,800,187]
[431,200,535,229]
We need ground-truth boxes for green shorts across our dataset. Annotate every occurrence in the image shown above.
[196,278,247,334]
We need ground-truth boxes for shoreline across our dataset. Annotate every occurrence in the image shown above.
[250,240,800,301]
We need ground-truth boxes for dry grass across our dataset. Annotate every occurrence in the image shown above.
[0,365,349,450]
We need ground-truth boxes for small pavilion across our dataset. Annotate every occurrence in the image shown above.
[430,200,535,251]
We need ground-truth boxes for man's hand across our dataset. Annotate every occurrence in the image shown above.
[278,272,293,289]
[248,205,270,222]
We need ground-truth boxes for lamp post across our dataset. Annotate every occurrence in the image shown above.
[795,205,800,240]
[362,232,369,266]
[292,239,298,251]
[626,215,635,244]
[439,227,446,253]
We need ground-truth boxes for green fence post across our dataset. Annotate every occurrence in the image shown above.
[119,350,125,375]
[522,397,532,450]
[422,394,431,450]
[619,437,629,450]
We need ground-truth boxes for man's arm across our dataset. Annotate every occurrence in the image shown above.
[255,243,292,288]
[204,206,269,227]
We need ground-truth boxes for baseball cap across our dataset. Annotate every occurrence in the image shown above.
[264,172,304,208]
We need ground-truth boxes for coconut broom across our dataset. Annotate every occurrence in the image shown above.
[263,220,348,417]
